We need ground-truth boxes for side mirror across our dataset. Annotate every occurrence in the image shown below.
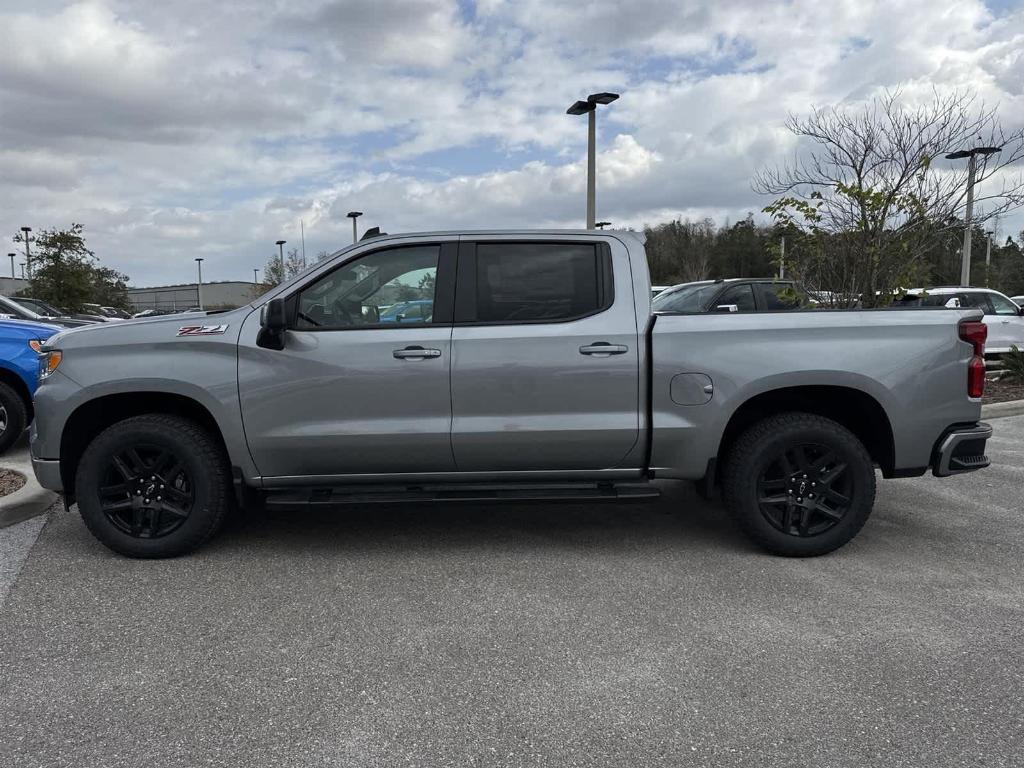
[257,298,286,350]
[714,304,739,313]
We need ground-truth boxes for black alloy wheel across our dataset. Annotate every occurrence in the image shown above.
[755,443,853,537]
[722,412,876,557]
[76,414,231,558]
[99,444,194,538]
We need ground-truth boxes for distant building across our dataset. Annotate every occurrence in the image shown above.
[0,277,30,297]
[127,281,259,312]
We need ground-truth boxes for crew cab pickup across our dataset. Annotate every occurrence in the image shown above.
[31,230,992,558]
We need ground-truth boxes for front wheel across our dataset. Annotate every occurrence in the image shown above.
[722,412,876,557]
[0,381,28,455]
[75,415,230,558]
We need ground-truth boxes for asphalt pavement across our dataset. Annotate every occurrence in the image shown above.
[1,416,1022,767]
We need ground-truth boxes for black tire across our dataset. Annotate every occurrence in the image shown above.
[75,414,230,558]
[0,381,29,455]
[722,412,876,557]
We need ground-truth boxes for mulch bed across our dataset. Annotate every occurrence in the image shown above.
[985,376,1024,404]
[0,469,26,497]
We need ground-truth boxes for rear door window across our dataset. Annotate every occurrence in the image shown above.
[959,293,993,314]
[753,282,801,310]
[462,242,612,323]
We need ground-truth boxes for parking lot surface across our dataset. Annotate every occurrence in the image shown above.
[1,416,1022,767]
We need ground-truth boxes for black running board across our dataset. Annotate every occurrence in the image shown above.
[263,481,660,508]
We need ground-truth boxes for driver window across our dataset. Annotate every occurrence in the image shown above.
[989,293,1020,316]
[295,245,439,330]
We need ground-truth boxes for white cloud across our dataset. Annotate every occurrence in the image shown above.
[0,0,1021,286]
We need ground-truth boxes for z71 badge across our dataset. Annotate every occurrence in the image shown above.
[176,324,229,336]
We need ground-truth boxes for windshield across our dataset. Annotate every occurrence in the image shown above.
[651,283,720,313]
[0,295,43,319]
[13,297,60,316]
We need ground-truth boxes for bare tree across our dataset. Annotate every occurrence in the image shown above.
[755,90,1024,305]
[261,246,305,288]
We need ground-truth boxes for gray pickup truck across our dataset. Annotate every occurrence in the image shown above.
[31,230,992,558]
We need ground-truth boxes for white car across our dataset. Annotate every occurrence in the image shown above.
[896,287,1024,355]
[1011,295,1024,307]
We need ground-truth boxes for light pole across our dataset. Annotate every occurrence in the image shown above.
[275,239,286,281]
[195,257,205,310]
[595,221,611,230]
[253,268,259,284]
[20,227,31,279]
[347,211,363,244]
[946,145,1001,286]
[567,92,619,229]
[985,230,994,287]
[7,253,15,279]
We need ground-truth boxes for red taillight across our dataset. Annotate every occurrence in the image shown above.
[968,356,985,398]
[959,320,987,399]
[959,320,987,356]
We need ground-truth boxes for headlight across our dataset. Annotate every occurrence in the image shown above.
[28,339,44,353]
[39,350,62,380]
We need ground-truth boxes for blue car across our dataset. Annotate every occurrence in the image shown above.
[0,318,61,454]
[379,299,433,323]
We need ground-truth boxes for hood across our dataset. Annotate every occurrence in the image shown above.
[0,317,63,338]
[47,305,254,349]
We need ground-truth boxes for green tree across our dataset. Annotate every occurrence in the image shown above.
[13,223,130,311]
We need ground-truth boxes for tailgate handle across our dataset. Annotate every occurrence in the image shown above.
[393,346,442,360]
[579,342,628,357]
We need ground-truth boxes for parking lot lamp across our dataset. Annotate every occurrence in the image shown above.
[595,221,611,230]
[195,258,205,310]
[347,211,363,244]
[276,240,286,281]
[946,145,1001,286]
[20,227,31,279]
[253,268,259,285]
[567,93,619,229]
[8,253,14,278]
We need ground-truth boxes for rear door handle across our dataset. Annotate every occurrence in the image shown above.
[393,346,442,360]
[579,342,629,357]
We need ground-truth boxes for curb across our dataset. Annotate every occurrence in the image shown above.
[0,437,57,529]
[982,399,1024,420]
[0,473,57,528]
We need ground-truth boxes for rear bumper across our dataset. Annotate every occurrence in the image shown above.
[932,422,992,477]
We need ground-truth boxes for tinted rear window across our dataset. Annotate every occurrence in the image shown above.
[474,243,608,322]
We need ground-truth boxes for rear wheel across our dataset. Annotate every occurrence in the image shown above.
[722,412,876,556]
[75,415,230,558]
[0,381,28,455]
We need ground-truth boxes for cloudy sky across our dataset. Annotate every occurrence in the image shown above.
[1,0,1022,287]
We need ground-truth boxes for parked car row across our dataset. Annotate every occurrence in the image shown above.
[652,279,1024,355]
[0,297,141,453]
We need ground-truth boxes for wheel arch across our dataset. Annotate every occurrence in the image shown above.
[0,364,34,421]
[60,392,230,499]
[716,385,896,479]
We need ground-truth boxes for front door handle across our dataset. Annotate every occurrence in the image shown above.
[579,342,629,357]
[393,346,442,360]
